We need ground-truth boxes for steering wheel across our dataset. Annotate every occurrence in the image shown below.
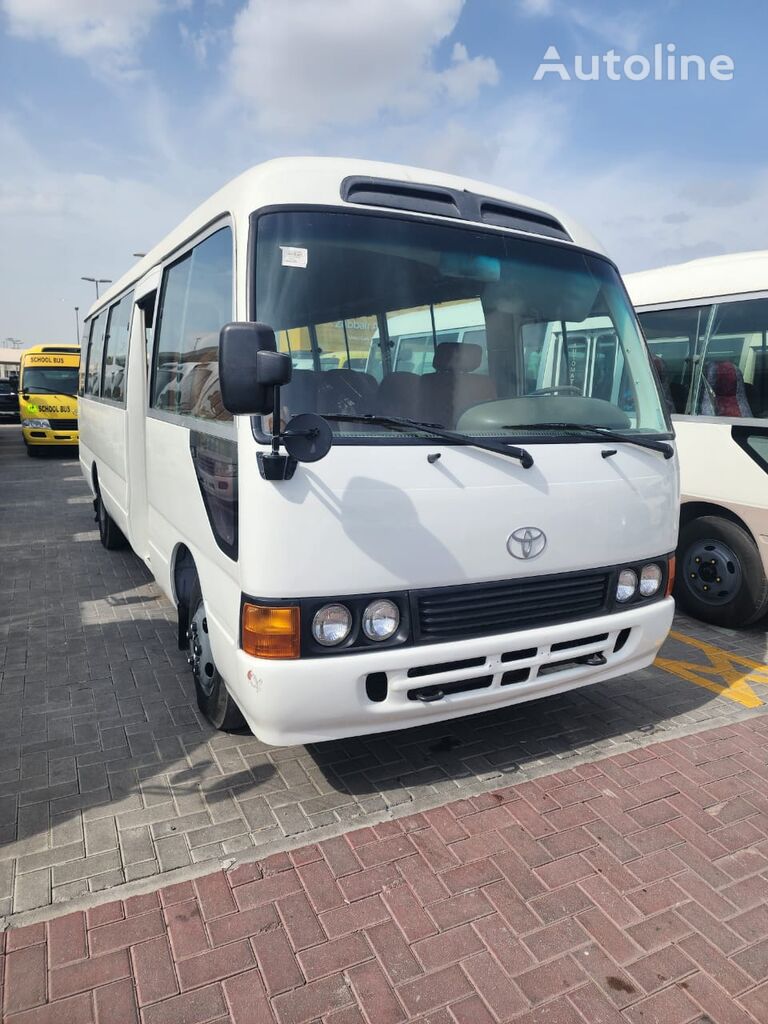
[530,385,583,397]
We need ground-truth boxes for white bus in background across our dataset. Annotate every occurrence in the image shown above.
[626,252,768,628]
[78,157,677,746]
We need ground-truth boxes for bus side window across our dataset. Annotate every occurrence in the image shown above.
[151,226,233,422]
[85,313,106,397]
[102,291,134,404]
[638,306,710,414]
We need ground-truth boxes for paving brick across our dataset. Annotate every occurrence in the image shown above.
[4,992,95,1024]
[93,977,139,1024]
[141,983,228,1024]
[221,967,271,1024]
[251,925,303,995]
[232,868,302,910]
[277,890,326,951]
[623,983,701,1024]
[295,857,346,913]
[522,918,591,961]
[207,903,279,947]
[364,920,422,984]
[345,960,405,1024]
[380,883,438,942]
[47,912,86,968]
[272,973,353,1024]
[4,943,47,1014]
[49,948,131,1001]
[412,924,483,972]
[448,994,497,1024]
[740,981,768,1023]
[397,964,473,1016]
[514,954,586,1004]
[441,858,502,895]
[461,950,527,1019]
[89,908,165,955]
[625,908,690,953]
[626,944,697,993]
[732,937,768,982]
[177,939,255,991]
[131,935,179,1005]
[472,914,536,977]
[298,933,372,981]
[427,889,493,933]
[194,871,236,921]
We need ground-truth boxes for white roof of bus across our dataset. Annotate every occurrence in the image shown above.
[86,156,605,320]
[626,250,768,308]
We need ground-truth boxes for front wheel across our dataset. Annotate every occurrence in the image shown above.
[95,491,127,550]
[25,444,41,458]
[676,515,768,628]
[187,579,245,731]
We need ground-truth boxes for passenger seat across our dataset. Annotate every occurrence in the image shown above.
[700,360,753,417]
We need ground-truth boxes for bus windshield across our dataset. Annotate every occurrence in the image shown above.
[254,210,668,439]
[22,367,79,394]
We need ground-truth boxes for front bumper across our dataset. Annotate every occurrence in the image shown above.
[23,427,79,446]
[230,597,675,745]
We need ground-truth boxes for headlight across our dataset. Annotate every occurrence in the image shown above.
[22,418,50,428]
[640,563,663,597]
[362,599,400,641]
[312,604,352,646]
[616,569,638,603]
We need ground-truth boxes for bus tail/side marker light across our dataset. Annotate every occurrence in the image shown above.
[666,555,676,597]
[242,603,300,659]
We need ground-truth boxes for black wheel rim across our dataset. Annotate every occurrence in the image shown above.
[682,538,742,606]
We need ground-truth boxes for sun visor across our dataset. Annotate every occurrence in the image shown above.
[488,259,603,321]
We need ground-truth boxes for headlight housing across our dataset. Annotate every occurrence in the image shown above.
[22,418,50,429]
[616,568,638,603]
[362,599,400,641]
[312,603,352,646]
[639,563,663,597]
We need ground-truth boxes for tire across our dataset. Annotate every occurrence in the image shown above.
[676,515,768,628]
[187,578,245,731]
[26,444,40,458]
[95,490,127,550]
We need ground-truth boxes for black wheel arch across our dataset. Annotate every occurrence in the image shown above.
[173,545,199,650]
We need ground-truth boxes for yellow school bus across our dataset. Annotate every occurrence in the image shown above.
[19,345,80,456]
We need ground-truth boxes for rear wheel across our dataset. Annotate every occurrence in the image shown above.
[95,490,127,550]
[676,515,768,628]
[187,578,245,731]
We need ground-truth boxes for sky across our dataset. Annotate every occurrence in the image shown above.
[1,0,767,345]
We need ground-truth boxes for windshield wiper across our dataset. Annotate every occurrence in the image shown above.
[323,414,534,468]
[501,422,674,459]
[21,385,78,398]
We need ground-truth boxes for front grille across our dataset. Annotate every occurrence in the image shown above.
[52,418,78,431]
[415,571,610,642]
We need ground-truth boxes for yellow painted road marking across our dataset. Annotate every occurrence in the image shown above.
[654,630,768,708]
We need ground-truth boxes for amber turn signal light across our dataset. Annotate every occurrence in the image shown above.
[665,555,676,597]
[242,603,300,659]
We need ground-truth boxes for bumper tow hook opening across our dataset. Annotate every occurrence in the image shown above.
[576,652,607,667]
[416,689,444,703]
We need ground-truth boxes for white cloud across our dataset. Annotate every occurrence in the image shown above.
[516,0,649,51]
[228,0,498,133]
[518,0,555,14]
[1,0,163,71]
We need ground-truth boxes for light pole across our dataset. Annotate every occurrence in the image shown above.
[81,276,112,299]
[74,307,80,346]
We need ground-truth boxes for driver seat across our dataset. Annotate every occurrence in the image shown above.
[420,342,495,427]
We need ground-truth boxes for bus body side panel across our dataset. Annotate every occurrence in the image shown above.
[675,418,768,574]
[83,401,129,535]
[145,415,241,673]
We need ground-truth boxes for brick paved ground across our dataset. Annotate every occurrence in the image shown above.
[1,423,767,921]
[5,715,768,1023]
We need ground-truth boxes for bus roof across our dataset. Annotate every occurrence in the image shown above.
[86,157,607,321]
[21,345,80,359]
[625,250,768,308]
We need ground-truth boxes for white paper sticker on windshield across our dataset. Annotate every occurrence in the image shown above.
[280,246,308,269]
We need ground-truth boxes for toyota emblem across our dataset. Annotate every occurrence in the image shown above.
[507,527,547,560]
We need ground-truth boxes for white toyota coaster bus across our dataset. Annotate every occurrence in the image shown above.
[78,158,678,745]
[627,253,768,628]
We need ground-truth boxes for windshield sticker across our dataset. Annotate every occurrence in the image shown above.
[280,246,308,269]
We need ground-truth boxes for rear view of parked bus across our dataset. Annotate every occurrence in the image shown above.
[19,345,80,456]
[78,157,677,745]
[627,252,768,627]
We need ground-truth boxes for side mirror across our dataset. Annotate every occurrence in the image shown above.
[219,322,292,415]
